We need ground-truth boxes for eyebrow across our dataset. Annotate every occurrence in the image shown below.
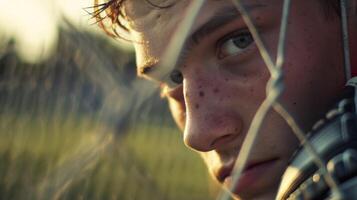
[138,3,267,77]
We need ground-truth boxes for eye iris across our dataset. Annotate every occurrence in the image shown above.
[170,69,183,84]
[233,33,253,48]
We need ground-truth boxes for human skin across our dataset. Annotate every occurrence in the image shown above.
[119,0,357,199]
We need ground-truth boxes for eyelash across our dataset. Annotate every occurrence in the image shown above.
[215,29,254,59]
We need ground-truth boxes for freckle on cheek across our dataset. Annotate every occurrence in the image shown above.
[213,88,220,93]
[199,91,205,97]
[195,104,200,109]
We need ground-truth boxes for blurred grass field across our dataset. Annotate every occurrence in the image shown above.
[0,114,215,200]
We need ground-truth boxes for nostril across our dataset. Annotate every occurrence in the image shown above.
[183,98,243,151]
[211,133,239,149]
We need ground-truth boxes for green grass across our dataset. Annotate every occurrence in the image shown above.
[0,114,217,200]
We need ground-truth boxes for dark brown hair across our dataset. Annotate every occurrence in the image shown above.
[92,0,127,38]
[92,0,172,39]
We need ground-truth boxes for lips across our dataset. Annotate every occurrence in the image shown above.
[216,157,280,185]
[217,164,234,183]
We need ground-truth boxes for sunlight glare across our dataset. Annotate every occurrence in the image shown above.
[0,0,58,63]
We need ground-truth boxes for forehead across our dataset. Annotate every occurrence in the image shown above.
[123,0,186,32]
[123,0,196,70]
[123,0,268,31]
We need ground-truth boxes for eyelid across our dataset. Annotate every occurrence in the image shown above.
[216,29,250,50]
[215,29,253,59]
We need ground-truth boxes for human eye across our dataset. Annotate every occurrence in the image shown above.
[164,69,183,90]
[138,62,183,89]
[217,30,254,59]
[160,69,184,99]
[169,69,183,84]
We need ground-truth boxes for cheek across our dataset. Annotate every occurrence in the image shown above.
[264,112,300,153]
[281,50,344,131]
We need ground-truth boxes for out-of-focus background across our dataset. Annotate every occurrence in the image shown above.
[0,0,218,199]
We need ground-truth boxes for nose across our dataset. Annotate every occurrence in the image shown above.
[183,70,243,152]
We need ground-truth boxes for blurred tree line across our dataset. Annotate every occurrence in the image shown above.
[0,21,174,132]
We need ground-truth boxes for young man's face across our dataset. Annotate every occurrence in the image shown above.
[122,0,346,199]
